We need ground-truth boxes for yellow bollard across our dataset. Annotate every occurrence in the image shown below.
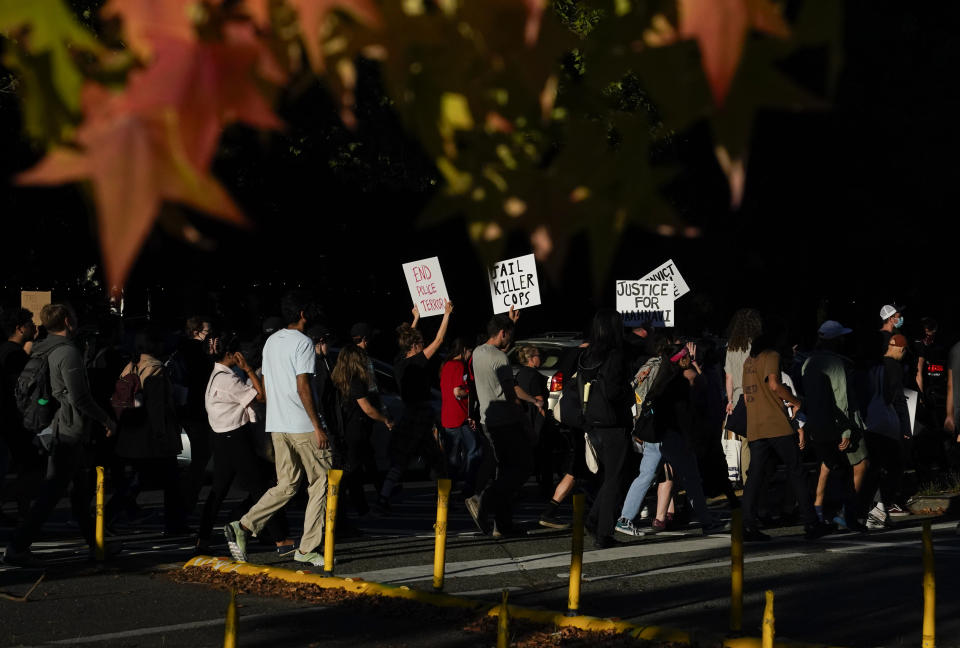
[566,493,585,616]
[323,469,343,575]
[922,520,936,648]
[95,466,105,562]
[433,478,452,591]
[223,587,237,648]
[730,508,743,633]
[497,589,510,648]
[762,590,775,648]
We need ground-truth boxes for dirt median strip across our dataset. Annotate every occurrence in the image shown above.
[176,556,847,648]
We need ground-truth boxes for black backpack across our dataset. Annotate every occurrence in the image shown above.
[15,341,66,432]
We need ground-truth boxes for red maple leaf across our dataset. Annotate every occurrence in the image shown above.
[17,85,245,288]
[677,0,789,107]
[101,0,202,56]
[122,24,283,168]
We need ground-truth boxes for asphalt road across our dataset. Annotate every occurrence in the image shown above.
[2,480,959,647]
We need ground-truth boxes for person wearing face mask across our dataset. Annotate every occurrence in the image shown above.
[4,304,117,566]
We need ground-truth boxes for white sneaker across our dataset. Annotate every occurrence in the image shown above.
[294,551,335,567]
[639,505,650,520]
[615,518,644,537]
[887,503,910,517]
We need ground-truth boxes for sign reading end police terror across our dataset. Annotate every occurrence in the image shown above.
[489,253,541,314]
[616,280,675,327]
[402,257,450,317]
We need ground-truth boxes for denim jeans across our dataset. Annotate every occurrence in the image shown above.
[619,431,712,525]
[620,441,661,521]
[442,424,482,494]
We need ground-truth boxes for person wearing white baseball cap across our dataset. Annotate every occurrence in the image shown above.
[802,321,868,532]
[878,304,903,348]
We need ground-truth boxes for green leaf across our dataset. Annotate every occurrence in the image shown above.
[0,0,103,114]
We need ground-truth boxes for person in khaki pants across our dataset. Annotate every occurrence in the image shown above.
[224,291,334,567]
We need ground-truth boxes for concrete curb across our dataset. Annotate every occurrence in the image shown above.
[183,556,844,647]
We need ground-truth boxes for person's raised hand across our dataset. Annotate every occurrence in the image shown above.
[444,300,454,316]
[234,351,251,372]
[508,304,520,323]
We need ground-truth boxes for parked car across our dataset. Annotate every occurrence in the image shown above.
[507,333,584,413]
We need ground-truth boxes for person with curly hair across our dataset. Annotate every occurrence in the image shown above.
[723,308,762,485]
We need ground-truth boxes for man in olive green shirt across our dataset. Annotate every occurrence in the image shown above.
[801,320,868,532]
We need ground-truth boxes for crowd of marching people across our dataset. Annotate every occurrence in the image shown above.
[1,293,959,567]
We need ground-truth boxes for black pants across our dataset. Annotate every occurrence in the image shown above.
[9,442,93,551]
[199,424,288,541]
[181,417,213,512]
[587,426,630,539]
[742,435,816,529]
[380,405,445,498]
[478,422,532,530]
[108,455,186,532]
[864,432,903,507]
[340,420,378,515]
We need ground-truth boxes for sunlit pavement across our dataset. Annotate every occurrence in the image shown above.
[2,480,959,647]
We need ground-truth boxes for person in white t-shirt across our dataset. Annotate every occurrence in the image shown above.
[225,291,335,568]
[197,334,292,554]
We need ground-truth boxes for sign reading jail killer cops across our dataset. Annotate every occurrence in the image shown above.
[401,257,450,317]
[641,259,690,299]
[616,280,675,327]
[489,253,541,314]
[21,291,51,326]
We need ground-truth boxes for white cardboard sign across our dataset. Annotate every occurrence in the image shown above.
[402,257,449,317]
[642,259,690,299]
[616,280,675,327]
[489,253,541,314]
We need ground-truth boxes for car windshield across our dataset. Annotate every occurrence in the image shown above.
[509,345,564,369]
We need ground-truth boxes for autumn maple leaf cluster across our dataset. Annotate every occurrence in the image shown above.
[9,0,381,288]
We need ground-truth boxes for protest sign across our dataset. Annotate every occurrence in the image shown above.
[642,259,690,299]
[401,257,450,317]
[616,280,674,327]
[489,253,541,314]
[21,291,51,325]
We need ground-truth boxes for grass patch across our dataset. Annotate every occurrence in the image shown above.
[915,472,960,496]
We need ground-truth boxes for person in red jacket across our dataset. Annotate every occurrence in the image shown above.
[440,338,482,498]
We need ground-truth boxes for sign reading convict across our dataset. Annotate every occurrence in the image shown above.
[616,280,675,327]
[641,259,690,299]
[401,257,450,317]
[489,253,541,314]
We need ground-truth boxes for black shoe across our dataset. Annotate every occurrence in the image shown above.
[3,545,42,567]
[538,513,570,530]
[372,496,392,516]
[845,518,868,534]
[804,521,832,540]
[743,528,771,542]
[492,524,525,539]
[593,535,616,549]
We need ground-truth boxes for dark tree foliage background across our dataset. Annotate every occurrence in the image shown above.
[1,1,958,350]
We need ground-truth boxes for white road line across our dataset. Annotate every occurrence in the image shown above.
[45,606,323,644]
[341,535,730,584]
